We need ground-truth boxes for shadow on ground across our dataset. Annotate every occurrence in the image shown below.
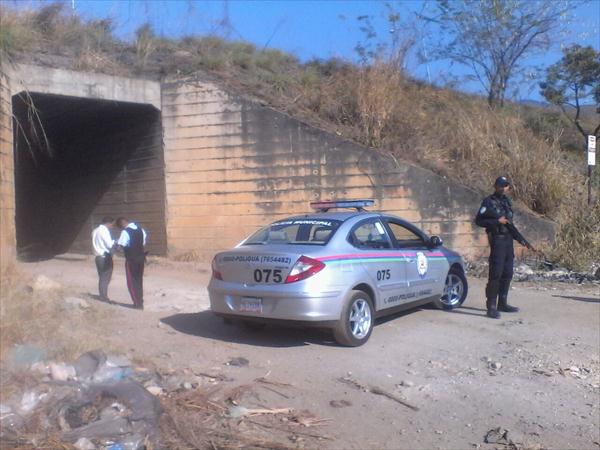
[83,292,139,309]
[552,295,600,304]
[160,311,337,348]
[160,305,445,348]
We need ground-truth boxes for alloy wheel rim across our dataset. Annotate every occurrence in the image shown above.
[349,298,372,339]
[441,274,463,306]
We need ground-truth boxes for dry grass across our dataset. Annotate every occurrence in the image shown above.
[159,384,329,449]
[550,200,600,272]
[0,267,108,364]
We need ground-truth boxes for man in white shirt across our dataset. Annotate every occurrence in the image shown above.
[116,217,148,310]
[92,217,115,302]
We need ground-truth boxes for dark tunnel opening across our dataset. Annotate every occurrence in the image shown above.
[12,92,166,261]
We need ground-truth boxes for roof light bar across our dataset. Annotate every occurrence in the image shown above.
[309,199,375,212]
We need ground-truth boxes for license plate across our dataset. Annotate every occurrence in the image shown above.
[240,297,262,313]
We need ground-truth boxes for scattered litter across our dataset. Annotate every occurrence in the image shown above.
[329,400,352,408]
[337,377,419,411]
[0,411,25,436]
[74,437,96,450]
[8,344,46,369]
[484,427,515,446]
[19,390,46,415]
[50,362,77,381]
[226,357,250,367]
[291,414,332,428]
[397,380,414,387]
[532,369,553,377]
[145,386,164,397]
[106,354,132,368]
[254,376,293,398]
[227,405,293,418]
[74,350,107,380]
[561,366,590,379]
[194,371,231,382]
[31,361,50,375]
[93,366,129,384]
[64,296,91,310]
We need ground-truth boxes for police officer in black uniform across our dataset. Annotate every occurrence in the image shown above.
[476,176,536,319]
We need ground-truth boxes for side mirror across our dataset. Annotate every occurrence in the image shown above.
[429,235,443,247]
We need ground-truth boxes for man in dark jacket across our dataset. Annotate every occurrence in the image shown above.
[476,177,536,319]
[116,217,148,310]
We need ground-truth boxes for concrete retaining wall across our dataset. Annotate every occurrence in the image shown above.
[0,66,15,272]
[162,75,555,261]
[0,64,555,267]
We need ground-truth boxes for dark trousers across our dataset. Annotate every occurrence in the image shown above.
[485,234,514,306]
[95,255,113,300]
[125,258,145,307]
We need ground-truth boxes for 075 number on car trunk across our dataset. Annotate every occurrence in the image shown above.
[253,269,283,283]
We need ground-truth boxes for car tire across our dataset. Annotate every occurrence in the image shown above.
[333,290,374,347]
[434,266,468,310]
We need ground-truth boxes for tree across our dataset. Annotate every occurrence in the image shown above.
[540,45,600,142]
[427,0,573,108]
[353,4,417,70]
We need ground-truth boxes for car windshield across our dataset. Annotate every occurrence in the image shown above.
[243,218,342,246]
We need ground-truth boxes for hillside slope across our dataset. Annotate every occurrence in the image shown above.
[1,3,598,269]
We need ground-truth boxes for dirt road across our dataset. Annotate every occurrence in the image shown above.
[21,255,600,449]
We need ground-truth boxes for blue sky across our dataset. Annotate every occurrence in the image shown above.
[8,0,600,101]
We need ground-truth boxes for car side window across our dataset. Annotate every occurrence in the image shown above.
[387,221,426,249]
[349,220,391,249]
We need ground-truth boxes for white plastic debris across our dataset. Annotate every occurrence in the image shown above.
[64,297,90,310]
[145,386,164,397]
[19,390,46,415]
[50,362,77,381]
[74,437,96,450]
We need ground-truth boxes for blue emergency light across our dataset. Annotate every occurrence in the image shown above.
[310,199,375,212]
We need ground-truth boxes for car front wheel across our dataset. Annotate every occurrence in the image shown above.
[434,266,468,310]
[333,290,374,347]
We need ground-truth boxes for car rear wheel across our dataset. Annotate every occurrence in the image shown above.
[333,290,374,347]
[434,266,468,310]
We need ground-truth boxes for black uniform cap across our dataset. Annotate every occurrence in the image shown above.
[494,176,511,187]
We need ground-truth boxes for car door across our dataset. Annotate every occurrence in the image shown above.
[384,219,444,301]
[348,218,409,310]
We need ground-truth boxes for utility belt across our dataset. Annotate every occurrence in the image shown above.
[488,232,510,238]
[487,231,511,244]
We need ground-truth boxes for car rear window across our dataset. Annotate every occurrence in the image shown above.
[243,219,342,245]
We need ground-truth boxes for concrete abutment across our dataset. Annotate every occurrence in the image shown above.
[0,63,555,270]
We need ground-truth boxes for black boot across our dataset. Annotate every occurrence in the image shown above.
[498,296,519,313]
[486,298,501,319]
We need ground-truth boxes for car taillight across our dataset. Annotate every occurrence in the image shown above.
[285,256,325,283]
[211,257,223,280]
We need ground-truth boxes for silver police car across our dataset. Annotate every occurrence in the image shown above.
[209,200,468,346]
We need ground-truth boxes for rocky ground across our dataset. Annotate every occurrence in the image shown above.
[1,255,598,450]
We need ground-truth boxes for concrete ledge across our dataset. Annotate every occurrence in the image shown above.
[9,64,161,110]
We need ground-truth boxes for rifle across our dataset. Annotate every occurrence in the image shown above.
[505,220,540,254]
